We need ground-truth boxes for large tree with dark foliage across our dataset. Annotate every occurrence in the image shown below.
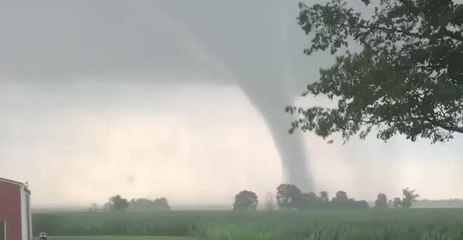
[331,190,349,208]
[374,193,388,209]
[276,184,302,210]
[107,195,129,211]
[233,190,258,210]
[401,188,419,208]
[289,0,463,143]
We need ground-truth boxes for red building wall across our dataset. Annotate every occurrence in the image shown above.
[0,181,22,240]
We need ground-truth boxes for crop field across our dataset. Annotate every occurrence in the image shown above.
[33,209,463,240]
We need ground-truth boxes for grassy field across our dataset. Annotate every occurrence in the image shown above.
[32,209,463,239]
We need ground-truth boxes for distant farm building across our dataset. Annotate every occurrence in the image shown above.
[0,178,32,240]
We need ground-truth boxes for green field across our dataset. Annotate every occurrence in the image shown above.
[33,209,463,239]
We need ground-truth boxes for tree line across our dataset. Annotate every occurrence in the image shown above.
[374,188,419,209]
[233,184,419,210]
[89,195,171,212]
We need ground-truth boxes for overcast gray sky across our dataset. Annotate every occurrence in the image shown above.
[0,0,462,208]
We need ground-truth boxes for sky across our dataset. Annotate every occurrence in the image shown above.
[0,0,462,209]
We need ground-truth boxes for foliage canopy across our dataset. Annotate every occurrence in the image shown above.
[233,190,258,210]
[107,195,129,211]
[374,193,388,209]
[276,184,302,210]
[401,188,419,208]
[289,0,463,143]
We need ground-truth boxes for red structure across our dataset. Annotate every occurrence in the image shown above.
[0,178,32,240]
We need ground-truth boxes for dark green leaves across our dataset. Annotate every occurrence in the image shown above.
[291,0,463,143]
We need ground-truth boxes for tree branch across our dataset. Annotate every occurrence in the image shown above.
[337,23,424,39]
[425,117,463,133]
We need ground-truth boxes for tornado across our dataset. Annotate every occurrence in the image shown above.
[188,0,314,191]
[241,84,313,191]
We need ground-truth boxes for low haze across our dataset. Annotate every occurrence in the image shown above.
[0,0,462,209]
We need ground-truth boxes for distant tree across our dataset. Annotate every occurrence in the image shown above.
[129,198,151,210]
[107,195,129,211]
[358,200,370,209]
[153,197,171,210]
[319,191,329,202]
[298,192,320,210]
[318,191,330,209]
[289,0,463,143]
[276,184,302,210]
[393,197,402,208]
[129,197,171,211]
[348,199,369,209]
[375,193,388,209]
[88,203,98,212]
[334,191,348,202]
[401,188,419,209]
[331,191,349,208]
[233,190,258,210]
